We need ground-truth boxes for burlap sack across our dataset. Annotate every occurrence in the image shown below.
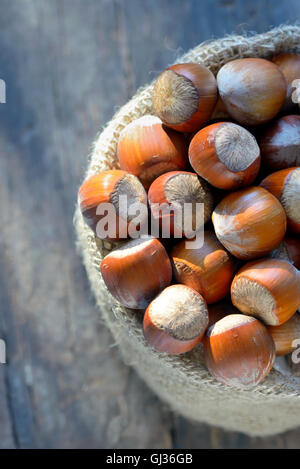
[74,25,300,437]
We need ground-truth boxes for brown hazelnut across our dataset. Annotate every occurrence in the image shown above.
[152,63,217,132]
[217,58,287,126]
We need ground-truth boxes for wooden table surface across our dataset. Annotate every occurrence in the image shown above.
[0,0,299,449]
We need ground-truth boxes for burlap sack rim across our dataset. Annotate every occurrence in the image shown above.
[74,25,300,435]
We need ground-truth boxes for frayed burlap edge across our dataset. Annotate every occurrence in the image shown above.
[74,25,300,437]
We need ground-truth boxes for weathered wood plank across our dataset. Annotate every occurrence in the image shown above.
[0,0,299,448]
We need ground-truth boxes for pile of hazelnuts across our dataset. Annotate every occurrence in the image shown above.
[78,54,300,390]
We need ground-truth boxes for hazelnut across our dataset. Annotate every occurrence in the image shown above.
[189,122,261,190]
[260,167,300,234]
[204,314,276,388]
[100,237,172,309]
[217,58,286,126]
[78,170,148,240]
[231,258,300,326]
[212,186,287,260]
[259,115,300,170]
[143,284,208,354]
[152,63,217,132]
[117,115,188,189]
[268,313,300,356]
[171,231,236,304]
[148,171,213,237]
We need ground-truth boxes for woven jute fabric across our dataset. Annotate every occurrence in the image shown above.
[74,25,300,436]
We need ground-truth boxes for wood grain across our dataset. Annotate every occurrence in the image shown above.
[0,0,299,448]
